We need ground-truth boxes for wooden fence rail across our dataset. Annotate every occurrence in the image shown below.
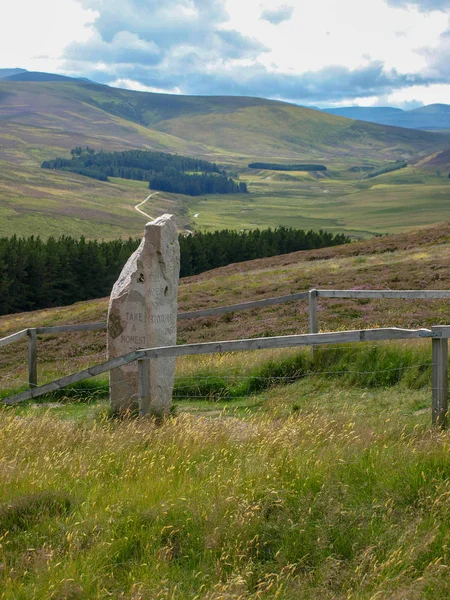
[2,288,450,395]
[178,291,310,320]
[35,323,108,335]
[1,325,448,428]
[316,290,450,299]
[0,329,28,349]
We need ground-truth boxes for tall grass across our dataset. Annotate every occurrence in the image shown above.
[0,397,449,599]
[173,342,432,401]
[1,337,449,598]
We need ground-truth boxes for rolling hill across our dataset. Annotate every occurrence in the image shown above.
[1,80,448,166]
[0,78,450,239]
[413,147,450,171]
[2,76,450,600]
[0,68,27,79]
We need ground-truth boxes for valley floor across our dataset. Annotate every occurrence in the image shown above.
[1,159,450,240]
[188,167,450,239]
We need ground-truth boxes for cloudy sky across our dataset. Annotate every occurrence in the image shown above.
[2,0,450,107]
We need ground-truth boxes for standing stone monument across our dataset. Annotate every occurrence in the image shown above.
[107,214,180,416]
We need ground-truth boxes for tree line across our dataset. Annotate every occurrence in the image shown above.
[364,161,407,179]
[41,147,247,196]
[0,227,350,316]
[0,236,138,316]
[248,162,327,171]
[149,172,247,195]
[179,227,349,276]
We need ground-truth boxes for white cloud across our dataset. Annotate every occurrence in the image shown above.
[66,31,161,65]
[110,79,181,94]
[260,5,294,24]
[0,0,96,73]
[1,0,450,106]
[224,0,446,73]
[387,82,450,105]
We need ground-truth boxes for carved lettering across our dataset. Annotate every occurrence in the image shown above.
[150,313,173,324]
[126,312,145,322]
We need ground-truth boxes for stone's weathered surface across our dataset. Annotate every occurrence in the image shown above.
[107,214,180,415]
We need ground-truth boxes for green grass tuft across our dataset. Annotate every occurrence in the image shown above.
[0,491,73,533]
[173,344,432,403]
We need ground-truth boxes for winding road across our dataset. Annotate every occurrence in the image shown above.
[134,191,193,235]
[134,192,158,220]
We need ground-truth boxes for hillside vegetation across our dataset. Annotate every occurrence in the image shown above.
[0,227,348,315]
[42,147,247,196]
[1,225,450,599]
[2,81,445,165]
[2,220,450,388]
[1,75,450,599]
[1,390,449,599]
[1,80,450,238]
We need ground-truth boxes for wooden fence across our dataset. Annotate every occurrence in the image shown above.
[1,289,450,428]
[1,325,448,428]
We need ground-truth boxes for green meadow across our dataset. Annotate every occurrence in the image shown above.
[2,158,449,240]
[188,167,450,238]
[0,161,190,239]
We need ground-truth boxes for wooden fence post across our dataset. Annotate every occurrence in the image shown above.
[308,289,318,334]
[138,358,151,417]
[308,289,318,359]
[27,328,37,389]
[432,328,448,429]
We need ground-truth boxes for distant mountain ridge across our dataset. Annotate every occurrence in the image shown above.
[0,68,28,79]
[0,75,449,172]
[1,67,449,132]
[322,104,450,131]
[0,68,91,83]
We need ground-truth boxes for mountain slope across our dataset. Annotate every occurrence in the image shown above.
[0,68,27,79]
[2,219,450,353]
[0,81,214,166]
[3,71,91,83]
[1,80,448,166]
[413,147,450,171]
[75,84,450,161]
[0,78,450,240]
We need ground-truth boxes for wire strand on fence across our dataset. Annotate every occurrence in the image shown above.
[1,336,436,405]
[2,365,434,405]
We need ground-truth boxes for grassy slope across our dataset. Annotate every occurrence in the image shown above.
[2,220,450,390]
[1,81,450,238]
[413,147,450,171]
[0,161,191,239]
[154,103,445,161]
[1,227,450,598]
[2,84,450,598]
[68,83,447,162]
[0,82,212,238]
